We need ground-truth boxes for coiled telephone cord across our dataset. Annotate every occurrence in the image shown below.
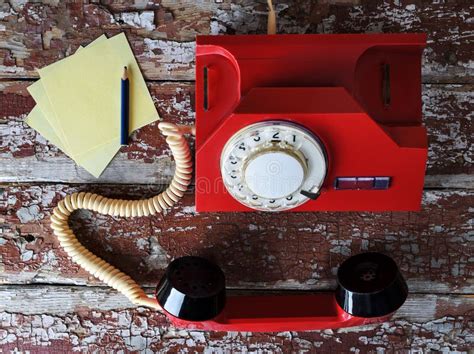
[50,122,194,310]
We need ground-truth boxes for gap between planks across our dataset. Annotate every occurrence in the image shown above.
[0,174,473,189]
[0,79,471,85]
[0,283,472,297]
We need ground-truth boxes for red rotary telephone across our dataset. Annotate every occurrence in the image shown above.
[50,33,426,332]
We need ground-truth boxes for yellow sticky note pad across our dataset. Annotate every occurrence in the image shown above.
[39,33,159,157]
[26,33,159,177]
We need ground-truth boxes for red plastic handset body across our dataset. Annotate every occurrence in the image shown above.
[164,293,390,332]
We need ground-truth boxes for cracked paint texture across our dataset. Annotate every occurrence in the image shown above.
[0,0,473,352]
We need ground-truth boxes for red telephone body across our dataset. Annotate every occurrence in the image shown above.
[195,34,427,212]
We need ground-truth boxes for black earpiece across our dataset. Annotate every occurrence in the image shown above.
[156,256,226,321]
[335,252,408,318]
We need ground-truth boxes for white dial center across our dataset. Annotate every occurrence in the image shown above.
[244,152,305,199]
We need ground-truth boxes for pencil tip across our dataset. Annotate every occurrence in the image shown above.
[122,66,128,80]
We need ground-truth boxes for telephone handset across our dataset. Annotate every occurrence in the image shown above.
[50,8,426,330]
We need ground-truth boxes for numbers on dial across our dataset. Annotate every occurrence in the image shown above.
[229,155,238,165]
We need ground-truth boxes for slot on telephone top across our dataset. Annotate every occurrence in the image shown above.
[382,63,391,107]
[203,66,209,111]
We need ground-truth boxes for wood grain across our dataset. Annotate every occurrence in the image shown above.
[1,184,472,294]
[0,1,472,82]
[1,81,472,184]
[0,285,472,352]
[1,0,473,351]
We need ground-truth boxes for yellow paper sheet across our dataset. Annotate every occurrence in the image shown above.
[26,106,120,177]
[27,35,107,154]
[39,32,159,157]
[26,106,67,152]
[28,81,69,151]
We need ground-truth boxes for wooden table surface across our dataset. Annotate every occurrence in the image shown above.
[1,0,472,352]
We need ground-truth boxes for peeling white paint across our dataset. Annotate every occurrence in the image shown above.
[0,9,15,20]
[20,249,33,262]
[116,11,155,31]
[16,205,43,223]
[173,205,197,217]
[142,236,169,271]
[165,226,196,232]
[142,38,194,64]
[135,238,148,251]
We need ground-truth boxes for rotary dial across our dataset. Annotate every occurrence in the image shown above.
[220,121,327,211]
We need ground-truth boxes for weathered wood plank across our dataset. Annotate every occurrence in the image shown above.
[0,1,472,82]
[0,81,472,184]
[1,1,471,351]
[424,84,473,177]
[0,285,472,352]
[1,184,472,293]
